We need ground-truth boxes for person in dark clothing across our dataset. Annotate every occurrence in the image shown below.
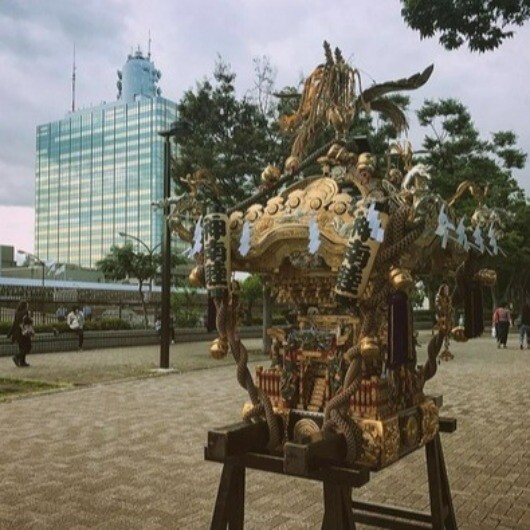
[6,300,30,367]
[519,303,530,350]
[18,315,35,367]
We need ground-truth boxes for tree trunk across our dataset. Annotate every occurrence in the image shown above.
[246,300,253,326]
[139,281,148,328]
[427,287,436,312]
[262,283,272,354]
[502,272,516,308]
[490,285,498,313]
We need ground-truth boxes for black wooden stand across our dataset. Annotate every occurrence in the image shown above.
[205,417,457,530]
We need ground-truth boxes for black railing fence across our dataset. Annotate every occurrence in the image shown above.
[0,283,209,331]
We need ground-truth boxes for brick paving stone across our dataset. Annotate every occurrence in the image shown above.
[0,333,529,529]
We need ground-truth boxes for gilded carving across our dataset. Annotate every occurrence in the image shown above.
[358,420,382,467]
[382,417,400,466]
[169,42,505,470]
[420,400,439,445]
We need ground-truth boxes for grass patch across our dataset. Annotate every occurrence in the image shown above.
[0,377,69,400]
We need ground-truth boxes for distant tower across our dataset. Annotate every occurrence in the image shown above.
[116,48,162,103]
[35,49,177,268]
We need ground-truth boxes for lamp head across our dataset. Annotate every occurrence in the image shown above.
[158,118,192,139]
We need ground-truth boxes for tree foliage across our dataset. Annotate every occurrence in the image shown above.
[416,98,525,211]
[415,98,530,305]
[171,288,202,328]
[173,54,416,210]
[353,94,412,153]
[96,244,158,285]
[96,243,158,327]
[174,58,291,208]
[401,0,530,52]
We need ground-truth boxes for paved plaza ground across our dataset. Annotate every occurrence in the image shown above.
[0,332,529,529]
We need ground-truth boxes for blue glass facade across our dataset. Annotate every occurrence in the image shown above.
[35,53,177,268]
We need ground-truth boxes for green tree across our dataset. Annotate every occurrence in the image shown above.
[353,94,412,155]
[171,288,201,328]
[401,0,530,52]
[250,56,299,169]
[415,98,530,306]
[492,200,530,307]
[96,243,158,328]
[416,98,525,212]
[240,275,263,325]
[174,58,291,209]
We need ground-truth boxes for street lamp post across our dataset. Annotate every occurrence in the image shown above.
[118,231,161,292]
[157,119,192,369]
[118,231,161,256]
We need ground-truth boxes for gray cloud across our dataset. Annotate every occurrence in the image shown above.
[0,0,529,211]
[0,0,124,55]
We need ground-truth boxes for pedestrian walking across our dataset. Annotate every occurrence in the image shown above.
[6,300,31,367]
[493,301,512,349]
[18,315,35,367]
[518,303,530,350]
[67,306,85,351]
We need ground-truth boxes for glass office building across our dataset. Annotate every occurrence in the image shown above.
[35,50,177,267]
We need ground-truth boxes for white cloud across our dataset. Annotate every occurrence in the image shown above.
[0,206,34,254]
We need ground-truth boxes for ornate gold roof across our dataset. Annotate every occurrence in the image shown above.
[229,176,355,274]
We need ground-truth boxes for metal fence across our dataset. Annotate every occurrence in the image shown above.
[0,282,212,330]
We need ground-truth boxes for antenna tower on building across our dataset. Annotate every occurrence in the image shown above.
[148,30,152,59]
[71,44,76,112]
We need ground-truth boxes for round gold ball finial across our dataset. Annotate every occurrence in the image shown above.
[293,418,320,444]
[451,326,468,342]
[387,167,403,186]
[188,265,205,287]
[210,338,229,360]
[474,269,497,287]
[389,267,415,293]
[284,156,300,174]
[261,165,281,185]
[359,336,380,361]
[357,152,375,173]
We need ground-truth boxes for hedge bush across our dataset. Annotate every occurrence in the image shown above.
[0,318,131,336]
[175,311,201,328]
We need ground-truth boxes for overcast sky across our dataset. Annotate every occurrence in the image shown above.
[1,0,529,255]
